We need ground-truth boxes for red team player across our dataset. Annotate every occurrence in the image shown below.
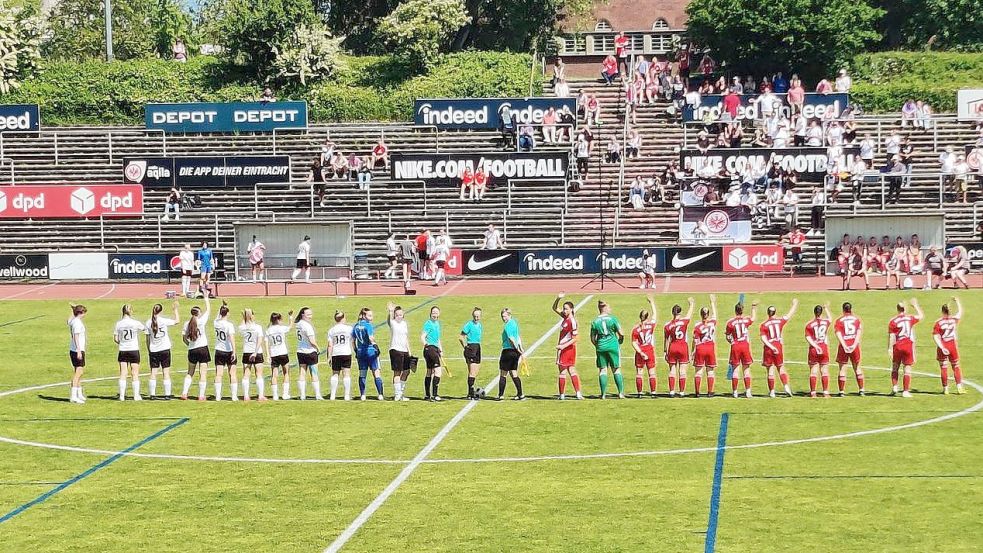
[726,300,759,398]
[805,303,833,397]
[664,297,695,397]
[630,295,659,397]
[933,297,965,395]
[834,302,865,396]
[692,295,718,397]
[759,299,799,398]
[552,293,584,400]
[888,299,924,398]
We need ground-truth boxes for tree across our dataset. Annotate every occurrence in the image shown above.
[452,0,594,52]
[44,0,191,61]
[685,0,883,80]
[0,5,44,93]
[207,0,320,78]
[272,24,344,86]
[876,0,983,51]
[376,0,469,69]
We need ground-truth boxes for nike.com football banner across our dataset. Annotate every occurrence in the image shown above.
[679,207,752,243]
[123,156,291,188]
[391,152,568,185]
[414,98,577,130]
[145,101,307,133]
[683,93,848,123]
[0,184,143,219]
[680,146,861,180]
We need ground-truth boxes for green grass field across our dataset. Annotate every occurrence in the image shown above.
[0,290,981,552]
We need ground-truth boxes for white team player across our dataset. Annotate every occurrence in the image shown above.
[295,307,323,400]
[266,311,294,400]
[292,235,312,283]
[432,237,450,286]
[328,311,354,400]
[213,302,238,401]
[239,308,267,401]
[68,304,88,404]
[145,301,180,399]
[181,295,212,401]
[179,244,196,297]
[114,304,147,401]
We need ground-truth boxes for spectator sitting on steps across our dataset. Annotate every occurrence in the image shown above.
[329,150,348,179]
[585,94,602,126]
[518,124,536,151]
[542,107,557,144]
[626,129,642,159]
[483,224,504,249]
[629,177,646,210]
[371,139,389,171]
[473,167,489,201]
[163,186,181,221]
[605,136,621,164]
[601,54,619,85]
[357,156,373,191]
[554,77,570,98]
[557,105,575,142]
[460,167,475,201]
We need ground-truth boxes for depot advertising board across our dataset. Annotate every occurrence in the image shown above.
[123,156,291,188]
[391,152,568,186]
[414,98,577,130]
[0,104,41,133]
[145,101,308,133]
[683,93,849,123]
[722,245,785,272]
[0,184,143,219]
[0,254,48,280]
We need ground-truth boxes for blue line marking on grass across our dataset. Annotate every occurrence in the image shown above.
[0,315,45,329]
[704,412,730,553]
[0,417,188,524]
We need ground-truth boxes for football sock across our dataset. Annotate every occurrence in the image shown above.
[558,375,566,395]
[512,377,523,396]
[891,370,899,388]
[668,375,676,393]
[468,376,477,396]
[707,371,715,394]
[312,380,322,399]
[118,378,126,399]
[432,376,441,397]
[215,382,222,400]
[282,381,290,398]
[149,378,157,397]
[571,374,582,392]
[374,376,384,395]
[230,381,238,400]
[903,373,911,391]
[941,367,949,388]
[343,376,352,399]
[599,373,609,396]
[498,375,507,397]
[358,370,367,396]
[695,374,703,395]
[613,372,624,395]
[953,367,963,384]
[648,376,657,392]
[821,375,829,392]
[198,380,206,398]
[256,376,264,398]
[731,373,739,392]
[299,380,307,400]
[163,378,172,396]
[838,375,847,392]
[809,375,817,393]
[424,376,433,397]
[272,379,280,400]
[767,374,776,393]
[131,380,140,398]
[330,374,339,399]
[635,376,643,393]
[241,377,249,398]
[182,375,193,396]
[744,374,752,391]
[779,372,789,386]
[678,375,687,393]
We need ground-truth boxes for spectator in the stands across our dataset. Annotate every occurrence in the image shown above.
[791,114,807,146]
[715,131,729,149]
[728,123,744,148]
[541,107,557,144]
[629,177,646,210]
[773,121,791,148]
[759,86,779,121]
[260,87,276,103]
[554,77,570,98]
[916,101,933,131]
[162,186,181,221]
[842,116,857,144]
[901,99,918,128]
[697,79,713,96]
[518,124,536,151]
[899,136,915,187]
[357,157,372,190]
[474,166,488,201]
[636,55,651,81]
[601,54,619,85]
[557,106,575,142]
[346,153,362,181]
[307,156,327,207]
[483,224,504,249]
[626,129,642,159]
[773,72,789,93]
[696,130,712,153]
[371,139,389,170]
[645,70,662,104]
[676,45,691,87]
[173,39,188,62]
[885,156,906,204]
[648,177,668,205]
[614,31,630,75]
[685,86,702,114]
[499,105,516,148]
[585,94,602,125]
[329,150,348,179]
[815,77,833,94]
[834,69,852,92]
[741,75,754,94]
[728,76,743,94]
[850,156,869,205]
[805,120,823,147]
[604,136,621,164]
[764,182,783,219]
[953,155,971,204]
[807,186,825,235]
[859,134,876,168]
[320,138,335,165]
[415,230,431,279]
[825,120,844,147]
[552,57,566,85]
[698,53,716,79]
[758,76,771,93]
[782,186,799,229]
[576,89,588,119]
[787,76,805,115]
[939,145,957,193]
[624,78,641,125]
[460,167,475,201]
[884,130,902,164]
[751,128,773,148]
[780,226,806,263]
[722,87,741,120]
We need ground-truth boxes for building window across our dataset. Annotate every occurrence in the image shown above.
[562,35,586,54]
[594,20,613,31]
[593,34,615,53]
[629,34,645,51]
[653,18,669,30]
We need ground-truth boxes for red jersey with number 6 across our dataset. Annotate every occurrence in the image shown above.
[664,318,690,364]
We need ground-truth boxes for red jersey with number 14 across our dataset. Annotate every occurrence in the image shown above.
[725,316,753,345]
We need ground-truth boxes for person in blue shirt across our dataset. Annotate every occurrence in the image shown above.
[497,308,525,400]
[197,241,214,297]
[420,306,443,401]
[459,307,483,399]
[352,307,383,400]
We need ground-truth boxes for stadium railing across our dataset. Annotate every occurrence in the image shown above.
[0,128,168,164]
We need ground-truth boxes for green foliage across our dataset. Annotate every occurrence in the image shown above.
[849,51,983,112]
[272,24,344,87]
[685,0,883,81]
[210,0,320,79]
[44,0,191,61]
[876,0,983,52]
[377,0,469,69]
[0,5,44,93]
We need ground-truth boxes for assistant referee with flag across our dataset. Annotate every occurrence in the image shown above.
[497,308,526,401]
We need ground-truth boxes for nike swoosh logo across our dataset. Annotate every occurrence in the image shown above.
[468,253,511,271]
[671,251,715,268]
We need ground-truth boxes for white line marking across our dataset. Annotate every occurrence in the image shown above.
[0,283,57,300]
[321,294,595,553]
[95,284,116,299]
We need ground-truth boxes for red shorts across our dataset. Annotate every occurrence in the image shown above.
[762,345,784,367]
[557,346,577,368]
[729,342,752,367]
[836,345,861,365]
[635,346,656,369]
[694,344,716,368]
[892,342,915,366]
[936,344,959,364]
[665,341,689,364]
[808,344,830,365]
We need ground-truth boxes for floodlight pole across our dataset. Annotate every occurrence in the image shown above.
[104,0,114,61]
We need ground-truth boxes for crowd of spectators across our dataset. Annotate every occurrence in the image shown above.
[307,137,391,205]
[832,234,970,291]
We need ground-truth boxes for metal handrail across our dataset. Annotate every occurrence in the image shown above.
[275,125,442,155]
[0,128,167,164]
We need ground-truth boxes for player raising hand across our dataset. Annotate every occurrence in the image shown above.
[692,295,718,397]
[664,297,695,397]
[760,299,798,397]
[933,297,964,395]
[726,300,758,398]
[805,303,832,397]
[631,295,658,397]
[889,299,924,398]
[552,293,583,400]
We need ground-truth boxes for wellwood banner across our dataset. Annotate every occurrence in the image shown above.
[683,93,849,123]
[680,146,861,180]
[0,104,41,133]
[391,152,569,185]
[414,98,577,130]
[123,156,291,188]
[679,206,753,243]
[145,101,308,133]
[0,254,48,280]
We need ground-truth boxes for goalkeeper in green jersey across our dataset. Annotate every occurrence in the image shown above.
[590,300,625,399]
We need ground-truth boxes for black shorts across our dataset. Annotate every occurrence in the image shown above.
[418,250,429,261]
[389,350,410,372]
[188,346,211,364]
[182,270,193,277]
[118,350,140,364]
[424,345,442,369]
[297,352,319,366]
[243,352,265,365]
[149,350,171,369]
[436,260,446,269]
[929,268,944,276]
[499,348,521,372]
[250,260,264,268]
[70,351,85,368]
[387,255,397,263]
[331,355,352,370]
[463,344,481,365]
[270,354,290,368]
[215,350,237,367]
[296,259,309,269]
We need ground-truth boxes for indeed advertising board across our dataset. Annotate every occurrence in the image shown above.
[683,93,848,123]
[108,254,169,279]
[145,101,308,133]
[0,104,41,133]
[518,248,666,275]
[414,98,577,130]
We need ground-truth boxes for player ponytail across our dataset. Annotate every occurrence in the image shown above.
[358,307,369,321]
[270,312,282,325]
[942,304,950,315]
[842,302,852,314]
[295,307,310,323]
[121,303,132,317]
[700,307,710,320]
[186,306,201,342]
[151,303,163,335]
[813,305,823,317]
[672,304,682,317]
[71,304,87,317]
[219,301,230,319]
[639,309,650,322]
[734,303,744,315]
[242,308,254,324]
[334,310,345,323]
[563,301,575,312]
[597,300,608,313]
[767,306,777,317]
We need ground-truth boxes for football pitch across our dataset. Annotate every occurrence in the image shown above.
[0,289,981,552]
